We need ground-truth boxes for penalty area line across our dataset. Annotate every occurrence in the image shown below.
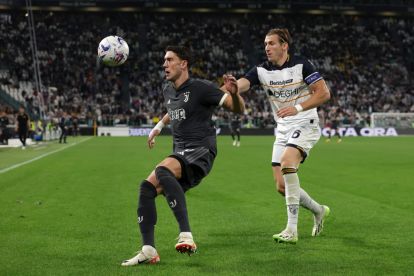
[0,137,93,174]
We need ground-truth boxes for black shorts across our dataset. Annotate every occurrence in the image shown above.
[18,128,28,135]
[169,145,216,192]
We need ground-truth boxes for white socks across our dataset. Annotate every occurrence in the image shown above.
[282,168,300,234]
[300,188,323,215]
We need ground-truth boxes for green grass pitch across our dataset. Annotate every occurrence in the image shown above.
[1,136,413,275]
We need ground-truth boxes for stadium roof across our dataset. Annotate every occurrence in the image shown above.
[1,0,413,16]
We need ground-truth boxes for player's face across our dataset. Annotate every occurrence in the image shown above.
[163,51,186,82]
[264,34,287,64]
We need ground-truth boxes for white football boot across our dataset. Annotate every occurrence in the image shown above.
[175,232,197,255]
[273,229,298,244]
[312,205,330,237]
[121,245,160,266]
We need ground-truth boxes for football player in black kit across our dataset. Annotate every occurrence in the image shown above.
[0,110,9,145]
[59,112,68,144]
[230,115,242,147]
[122,45,244,266]
[16,106,30,149]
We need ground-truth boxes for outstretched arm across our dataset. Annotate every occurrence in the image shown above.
[221,75,251,94]
[276,79,331,118]
[148,113,170,149]
[221,75,245,114]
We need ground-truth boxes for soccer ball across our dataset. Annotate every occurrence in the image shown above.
[97,36,129,66]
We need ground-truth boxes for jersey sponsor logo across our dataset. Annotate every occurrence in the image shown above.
[269,79,293,86]
[267,88,300,98]
[169,199,177,208]
[168,108,186,121]
[177,148,195,155]
[184,91,190,102]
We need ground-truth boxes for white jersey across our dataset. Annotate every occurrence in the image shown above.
[244,55,323,126]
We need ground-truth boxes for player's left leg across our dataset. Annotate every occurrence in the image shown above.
[155,158,197,255]
[236,129,240,147]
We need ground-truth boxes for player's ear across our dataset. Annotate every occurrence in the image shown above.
[181,59,188,69]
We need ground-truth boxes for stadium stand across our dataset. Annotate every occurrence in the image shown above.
[0,12,413,128]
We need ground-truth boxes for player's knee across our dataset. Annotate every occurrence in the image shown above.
[155,166,174,182]
[280,157,299,169]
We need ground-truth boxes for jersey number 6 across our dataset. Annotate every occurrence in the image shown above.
[292,130,301,139]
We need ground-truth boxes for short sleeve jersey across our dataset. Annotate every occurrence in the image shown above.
[230,115,241,129]
[163,78,227,147]
[244,55,323,125]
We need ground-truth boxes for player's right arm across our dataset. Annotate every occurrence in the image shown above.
[222,75,251,94]
[222,64,259,94]
[148,113,170,149]
[236,78,251,93]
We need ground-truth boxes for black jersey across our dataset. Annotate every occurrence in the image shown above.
[17,113,29,130]
[163,78,226,148]
[230,115,241,129]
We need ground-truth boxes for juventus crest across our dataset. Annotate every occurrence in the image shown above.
[184,91,190,102]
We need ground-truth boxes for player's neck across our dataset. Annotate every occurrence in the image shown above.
[274,53,289,67]
[173,71,190,89]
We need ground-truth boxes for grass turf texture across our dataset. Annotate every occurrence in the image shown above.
[0,136,413,275]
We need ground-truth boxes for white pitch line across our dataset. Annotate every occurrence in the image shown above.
[0,137,93,174]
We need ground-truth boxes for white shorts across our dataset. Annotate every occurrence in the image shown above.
[272,119,321,166]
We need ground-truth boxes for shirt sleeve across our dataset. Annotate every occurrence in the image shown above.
[244,66,259,86]
[303,59,323,85]
[199,80,227,107]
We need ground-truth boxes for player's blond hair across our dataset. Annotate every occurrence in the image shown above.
[266,28,292,46]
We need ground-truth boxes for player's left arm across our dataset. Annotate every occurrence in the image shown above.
[277,79,330,118]
[221,75,245,114]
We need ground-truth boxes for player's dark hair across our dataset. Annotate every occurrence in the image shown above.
[266,28,292,46]
[165,45,192,67]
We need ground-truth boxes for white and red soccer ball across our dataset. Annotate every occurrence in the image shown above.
[97,35,129,66]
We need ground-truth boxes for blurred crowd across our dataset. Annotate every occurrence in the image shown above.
[0,12,413,129]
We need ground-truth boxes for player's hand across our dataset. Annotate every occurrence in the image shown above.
[223,74,238,95]
[147,129,160,149]
[276,106,299,118]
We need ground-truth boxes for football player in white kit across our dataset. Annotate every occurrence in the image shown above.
[223,28,331,243]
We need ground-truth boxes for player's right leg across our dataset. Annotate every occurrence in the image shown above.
[121,172,162,266]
